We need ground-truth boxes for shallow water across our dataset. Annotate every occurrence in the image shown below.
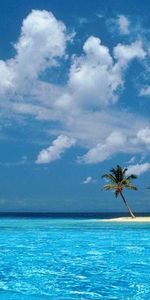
[0,218,150,299]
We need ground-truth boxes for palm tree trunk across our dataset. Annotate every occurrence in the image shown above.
[120,192,135,218]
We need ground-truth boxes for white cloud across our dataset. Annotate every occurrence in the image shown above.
[0,15,146,114]
[126,162,150,176]
[36,135,76,164]
[79,131,127,164]
[118,15,130,35]
[67,37,146,109]
[140,86,150,96]
[0,9,69,97]
[68,36,118,107]
[15,9,67,76]
[82,176,95,184]
[0,10,149,165]
[137,127,150,149]
[126,156,136,164]
[114,41,145,65]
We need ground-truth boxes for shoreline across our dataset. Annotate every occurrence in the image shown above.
[102,217,150,222]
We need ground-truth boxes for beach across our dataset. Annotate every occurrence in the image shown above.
[103,217,150,222]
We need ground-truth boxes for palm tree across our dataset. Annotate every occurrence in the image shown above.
[102,165,138,218]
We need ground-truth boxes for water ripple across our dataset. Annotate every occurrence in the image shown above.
[0,218,149,299]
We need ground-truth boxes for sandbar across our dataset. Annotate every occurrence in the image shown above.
[102,217,150,222]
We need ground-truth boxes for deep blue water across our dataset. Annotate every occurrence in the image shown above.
[0,217,150,299]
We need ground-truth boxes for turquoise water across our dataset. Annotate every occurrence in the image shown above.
[0,218,150,299]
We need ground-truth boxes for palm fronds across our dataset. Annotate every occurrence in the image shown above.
[101,164,138,218]
[101,174,117,183]
[103,184,118,191]
[102,165,138,195]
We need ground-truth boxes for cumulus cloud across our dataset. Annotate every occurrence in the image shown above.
[67,37,146,108]
[118,15,130,35]
[0,13,146,114]
[0,10,149,165]
[36,135,76,164]
[0,9,69,97]
[113,41,145,65]
[126,162,150,176]
[68,36,118,106]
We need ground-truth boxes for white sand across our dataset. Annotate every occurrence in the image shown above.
[102,217,150,222]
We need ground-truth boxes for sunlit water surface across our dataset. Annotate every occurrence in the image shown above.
[0,218,150,299]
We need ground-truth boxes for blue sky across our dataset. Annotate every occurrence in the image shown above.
[0,0,150,212]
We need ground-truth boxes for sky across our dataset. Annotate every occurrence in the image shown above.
[0,0,150,212]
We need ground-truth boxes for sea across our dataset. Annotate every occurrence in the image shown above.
[0,213,149,299]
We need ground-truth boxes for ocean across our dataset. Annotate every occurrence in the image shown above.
[0,215,149,299]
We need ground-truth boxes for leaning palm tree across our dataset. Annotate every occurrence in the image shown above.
[102,165,138,218]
